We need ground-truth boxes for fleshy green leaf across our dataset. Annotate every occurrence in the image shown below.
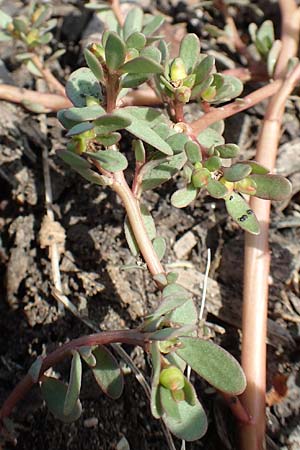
[123,7,143,41]
[58,150,91,169]
[140,46,161,64]
[250,174,292,200]
[166,133,189,154]
[92,345,124,399]
[223,163,252,182]
[167,298,198,326]
[152,236,166,260]
[160,386,181,420]
[163,388,207,441]
[215,143,239,159]
[142,153,187,190]
[78,346,97,367]
[142,15,164,36]
[185,141,202,163]
[57,109,80,129]
[241,160,269,175]
[179,33,200,74]
[64,351,82,416]
[85,149,128,172]
[225,192,260,234]
[120,57,163,74]
[66,122,94,137]
[171,185,198,208]
[41,377,82,423]
[206,179,228,198]
[153,284,192,318]
[66,68,103,107]
[94,113,131,133]
[117,113,173,156]
[198,127,224,148]
[176,337,246,394]
[126,31,146,50]
[84,48,104,81]
[120,73,149,88]
[104,31,126,70]
[150,342,163,418]
[95,132,121,146]
[65,105,105,122]
[194,55,215,84]
[149,324,195,341]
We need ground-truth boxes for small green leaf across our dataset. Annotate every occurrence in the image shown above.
[120,57,163,74]
[78,346,97,367]
[163,390,207,441]
[241,160,269,175]
[124,204,156,256]
[250,174,292,200]
[256,20,274,55]
[203,156,222,172]
[85,149,128,172]
[13,17,28,33]
[140,46,161,63]
[57,109,79,129]
[179,34,200,74]
[118,113,173,156]
[133,139,146,163]
[95,132,121,146]
[126,31,146,50]
[124,216,139,256]
[185,141,202,163]
[152,236,166,260]
[160,386,181,420]
[153,284,192,318]
[58,150,91,169]
[41,377,82,423]
[183,379,197,406]
[167,298,198,326]
[149,324,195,341]
[92,345,124,399]
[176,337,246,394]
[66,68,103,107]
[171,185,198,208]
[166,133,189,154]
[212,75,243,104]
[120,73,149,88]
[84,48,104,81]
[225,192,260,234]
[223,163,252,182]
[142,153,187,191]
[142,15,164,36]
[65,105,105,122]
[74,167,113,186]
[66,122,94,137]
[198,127,224,148]
[194,55,215,84]
[105,31,126,70]
[64,351,82,416]
[28,357,43,383]
[150,342,163,418]
[123,7,143,41]
[206,179,228,198]
[94,113,131,133]
[215,143,239,159]
[235,177,257,195]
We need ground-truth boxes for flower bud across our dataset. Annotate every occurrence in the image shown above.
[176,86,191,103]
[159,366,185,391]
[192,167,211,188]
[170,57,187,82]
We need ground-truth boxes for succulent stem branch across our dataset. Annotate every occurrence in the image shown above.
[0,329,145,424]
[240,5,300,448]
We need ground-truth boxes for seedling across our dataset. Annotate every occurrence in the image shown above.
[0,2,294,448]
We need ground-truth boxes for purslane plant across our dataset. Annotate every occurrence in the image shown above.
[0,3,293,446]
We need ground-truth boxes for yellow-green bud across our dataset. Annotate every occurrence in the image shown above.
[176,86,191,103]
[170,57,187,82]
[26,29,39,46]
[201,86,217,102]
[235,177,257,195]
[159,366,185,391]
[192,167,211,188]
[90,43,105,61]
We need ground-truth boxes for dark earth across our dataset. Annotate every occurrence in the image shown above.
[1,1,300,449]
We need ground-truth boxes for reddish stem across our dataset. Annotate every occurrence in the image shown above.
[0,329,145,423]
[190,79,282,135]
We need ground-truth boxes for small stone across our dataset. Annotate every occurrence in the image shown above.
[174,231,197,259]
[83,417,98,428]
